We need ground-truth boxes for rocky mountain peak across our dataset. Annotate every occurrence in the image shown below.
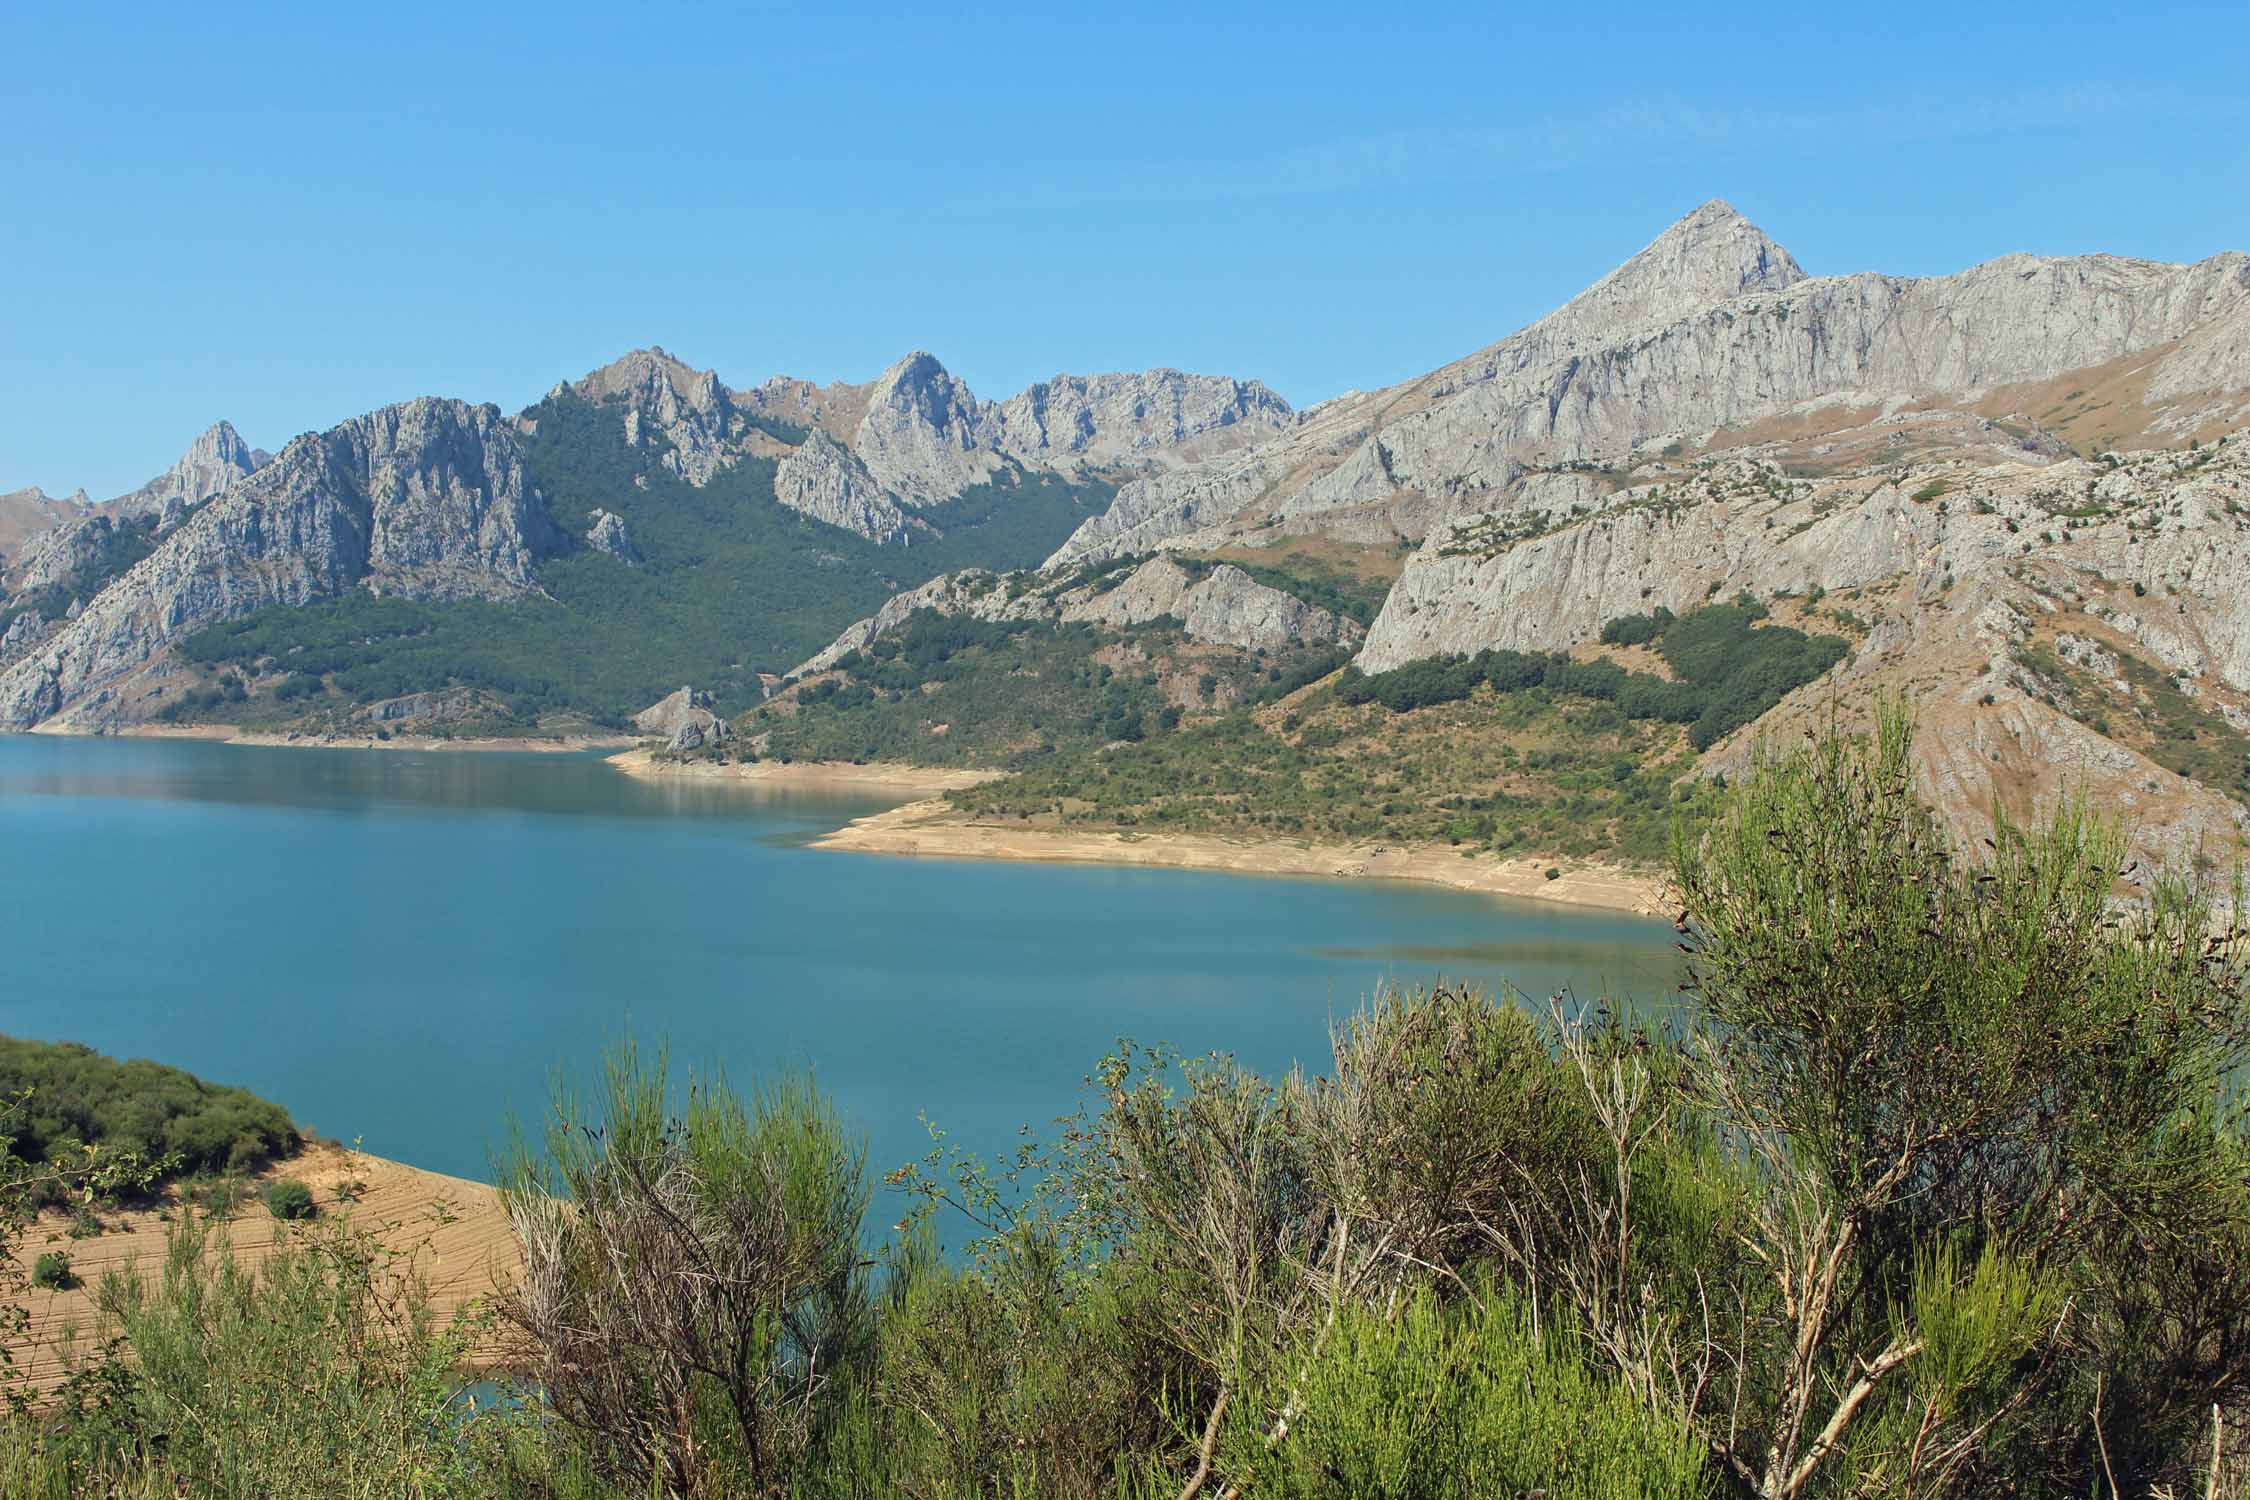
[1541,198,1806,346]
[569,347,735,484]
[853,351,1001,505]
[102,419,266,526]
[571,347,722,411]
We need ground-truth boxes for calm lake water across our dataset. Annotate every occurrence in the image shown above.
[0,735,1680,1195]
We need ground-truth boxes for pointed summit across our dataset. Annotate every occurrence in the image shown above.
[566,348,735,484]
[100,420,266,526]
[1543,199,1806,346]
[570,347,723,411]
[853,351,1001,505]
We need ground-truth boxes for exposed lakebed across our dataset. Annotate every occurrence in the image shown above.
[0,734,1681,1187]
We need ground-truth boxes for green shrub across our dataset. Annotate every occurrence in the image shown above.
[31,1252,74,1290]
[1215,1290,1706,1498]
[264,1178,316,1221]
[0,1036,297,1183]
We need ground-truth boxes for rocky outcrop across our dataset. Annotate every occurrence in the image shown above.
[1178,565,1356,652]
[569,348,737,485]
[792,554,1358,678]
[560,347,1288,532]
[848,352,1006,506]
[1058,558,1357,651]
[633,685,731,751]
[99,420,266,528]
[990,370,1295,469]
[13,516,121,594]
[0,487,87,570]
[584,509,641,562]
[772,429,911,543]
[0,398,558,732]
[0,609,46,667]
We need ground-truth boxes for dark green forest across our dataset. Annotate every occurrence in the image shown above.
[1337,600,1847,749]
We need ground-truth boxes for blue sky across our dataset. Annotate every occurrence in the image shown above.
[6,2,2246,497]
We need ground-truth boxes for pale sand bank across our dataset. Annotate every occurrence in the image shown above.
[5,1141,519,1394]
[112,723,631,754]
[607,746,1003,795]
[812,801,1669,915]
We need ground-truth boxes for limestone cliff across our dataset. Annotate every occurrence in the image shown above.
[1048,201,2250,566]
[553,345,1290,545]
[790,555,1358,677]
[772,429,912,542]
[97,420,267,528]
[0,398,557,732]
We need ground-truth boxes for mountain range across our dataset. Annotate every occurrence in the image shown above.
[6,199,2248,879]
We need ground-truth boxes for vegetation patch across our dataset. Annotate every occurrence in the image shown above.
[748,612,1342,768]
[1340,600,1847,750]
[0,1036,298,1186]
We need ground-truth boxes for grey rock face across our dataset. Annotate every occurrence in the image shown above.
[1178,564,1356,652]
[567,346,1286,534]
[1056,558,1356,652]
[772,429,911,543]
[100,420,266,528]
[584,508,641,562]
[990,370,1296,469]
[14,516,121,594]
[849,352,1006,506]
[571,348,737,486]
[0,487,87,565]
[1047,202,2250,567]
[633,685,731,751]
[793,555,1357,678]
[0,397,557,732]
[0,609,45,666]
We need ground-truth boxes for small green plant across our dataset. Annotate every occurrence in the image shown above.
[1544,867,1561,881]
[31,1251,76,1290]
[264,1178,317,1221]
[187,1174,247,1218]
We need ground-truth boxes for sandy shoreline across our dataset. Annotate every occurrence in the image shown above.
[4,1141,518,1394]
[812,800,1670,915]
[110,723,632,754]
[606,747,1004,795]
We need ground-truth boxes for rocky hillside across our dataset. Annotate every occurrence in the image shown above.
[12,198,2250,882]
[0,399,550,731]
[0,344,1289,734]
[1050,200,2247,567]
[771,203,2250,881]
[551,346,1295,544]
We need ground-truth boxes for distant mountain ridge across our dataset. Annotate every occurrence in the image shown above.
[1049,200,2250,566]
[552,345,1296,539]
[7,198,2250,897]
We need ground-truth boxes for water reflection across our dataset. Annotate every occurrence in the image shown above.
[0,735,881,826]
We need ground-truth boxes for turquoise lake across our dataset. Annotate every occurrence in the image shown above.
[0,735,1681,1194]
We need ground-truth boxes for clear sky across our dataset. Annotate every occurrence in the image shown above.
[6,1,2246,497]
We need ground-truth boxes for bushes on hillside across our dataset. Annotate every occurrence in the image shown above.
[263,1178,315,1221]
[1336,601,1845,748]
[0,1037,297,1182]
